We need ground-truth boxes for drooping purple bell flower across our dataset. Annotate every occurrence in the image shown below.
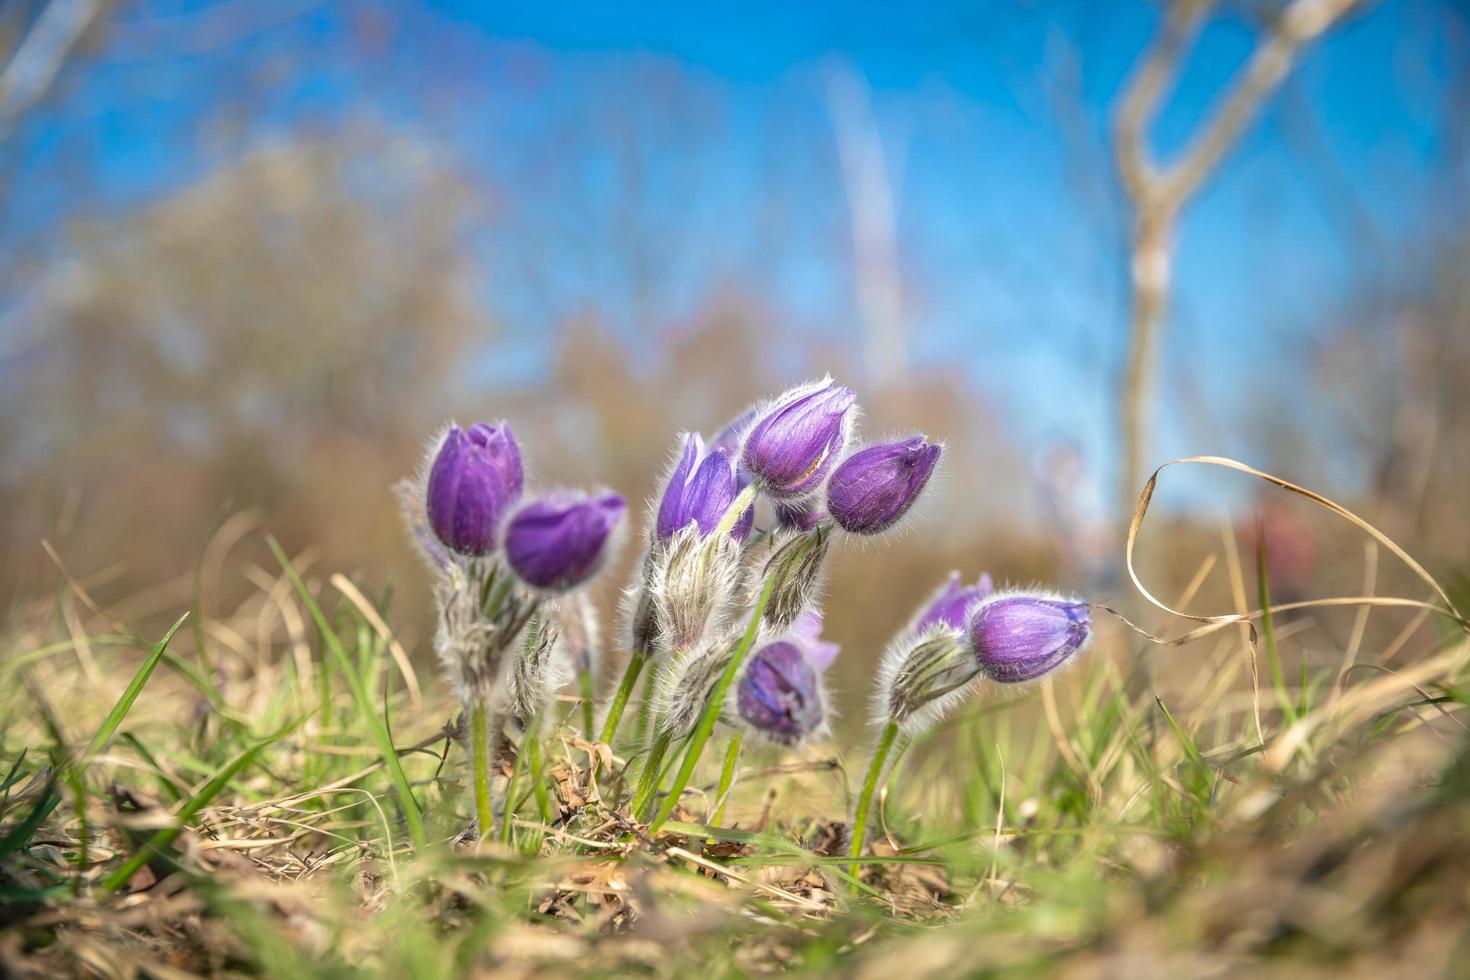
[656,433,754,542]
[736,642,822,744]
[826,436,941,535]
[967,593,1091,683]
[735,610,837,744]
[426,422,524,556]
[505,492,626,591]
[741,379,856,500]
[914,571,995,633]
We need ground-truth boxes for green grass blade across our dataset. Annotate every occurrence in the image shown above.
[0,773,61,861]
[267,536,427,851]
[98,722,295,894]
[84,613,190,762]
[1254,528,1295,720]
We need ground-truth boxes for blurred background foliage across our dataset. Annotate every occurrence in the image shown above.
[1,0,1467,725]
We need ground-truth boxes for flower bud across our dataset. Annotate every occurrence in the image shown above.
[757,525,831,629]
[826,436,940,535]
[874,630,981,735]
[654,637,734,741]
[504,492,626,591]
[624,548,663,659]
[656,434,754,543]
[502,616,567,732]
[426,423,524,556]
[913,571,994,633]
[736,642,822,745]
[653,525,743,652]
[735,610,838,745]
[968,593,1091,683]
[741,378,856,500]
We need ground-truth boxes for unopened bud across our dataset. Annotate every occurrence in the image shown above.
[968,592,1091,683]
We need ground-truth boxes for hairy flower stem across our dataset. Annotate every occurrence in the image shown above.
[630,729,674,819]
[471,699,495,839]
[710,733,742,826]
[649,572,776,833]
[847,720,901,885]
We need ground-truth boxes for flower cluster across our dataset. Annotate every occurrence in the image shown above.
[398,423,625,766]
[399,376,1096,845]
[876,575,1092,735]
[636,377,942,750]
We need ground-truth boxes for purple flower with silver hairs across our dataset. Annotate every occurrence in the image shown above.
[741,379,856,500]
[826,436,941,535]
[656,433,754,542]
[914,571,995,633]
[736,611,838,744]
[505,492,626,591]
[426,423,524,556]
[968,593,1091,683]
[775,500,826,532]
[709,406,757,455]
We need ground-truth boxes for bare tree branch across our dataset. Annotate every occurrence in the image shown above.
[0,0,104,141]
[1112,0,1362,530]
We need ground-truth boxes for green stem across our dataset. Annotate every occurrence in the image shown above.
[526,723,553,824]
[713,484,759,540]
[578,670,596,743]
[598,654,646,748]
[471,699,494,840]
[649,573,777,833]
[634,659,662,750]
[710,733,743,826]
[630,729,674,818]
[500,743,521,847]
[847,721,900,885]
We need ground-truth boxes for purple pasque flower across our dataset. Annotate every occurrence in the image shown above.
[826,436,941,535]
[709,405,757,455]
[787,609,840,670]
[775,500,826,532]
[426,422,523,556]
[736,610,838,744]
[967,593,1090,683]
[914,571,995,634]
[656,433,754,542]
[505,492,626,591]
[741,378,856,500]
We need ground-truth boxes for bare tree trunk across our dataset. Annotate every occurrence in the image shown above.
[1112,0,1362,529]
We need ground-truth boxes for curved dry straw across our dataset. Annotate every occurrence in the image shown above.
[1112,455,1469,646]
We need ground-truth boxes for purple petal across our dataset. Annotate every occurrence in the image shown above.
[915,571,994,633]
[506,492,626,591]
[741,380,856,499]
[968,595,1090,683]
[736,641,823,743]
[826,436,941,535]
[425,423,523,556]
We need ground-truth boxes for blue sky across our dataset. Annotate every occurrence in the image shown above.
[7,0,1465,512]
